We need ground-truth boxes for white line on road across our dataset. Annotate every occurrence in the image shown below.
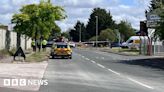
[107,69,121,75]
[127,77,154,89]
[81,56,85,58]
[97,64,105,68]
[101,57,105,60]
[85,58,90,61]
[91,60,96,63]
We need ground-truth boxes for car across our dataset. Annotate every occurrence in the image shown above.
[46,40,54,47]
[50,43,72,59]
[110,42,121,48]
[68,42,76,48]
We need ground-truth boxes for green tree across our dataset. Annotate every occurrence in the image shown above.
[61,31,70,40]
[49,24,61,40]
[117,21,135,41]
[98,28,116,42]
[12,0,66,47]
[148,0,163,12]
[69,21,89,42]
[86,8,115,39]
[89,36,97,41]
[156,10,164,40]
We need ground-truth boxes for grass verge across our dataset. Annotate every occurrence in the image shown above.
[25,51,49,62]
[100,47,139,56]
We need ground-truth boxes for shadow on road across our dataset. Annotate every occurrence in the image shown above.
[119,58,164,70]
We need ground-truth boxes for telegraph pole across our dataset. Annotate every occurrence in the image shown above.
[95,16,98,47]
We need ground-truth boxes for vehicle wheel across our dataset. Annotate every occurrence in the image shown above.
[69,56,72,59]
[51,56,54,59]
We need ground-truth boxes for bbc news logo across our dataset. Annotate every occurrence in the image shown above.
[3,79,48,86]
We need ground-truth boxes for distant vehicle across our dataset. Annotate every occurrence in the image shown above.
[110,42,121,48]
[121,36,148,50]
[50,43,72,59]
[46,40,54,47]
[68,42,76,48]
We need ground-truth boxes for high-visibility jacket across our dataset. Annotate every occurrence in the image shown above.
[42,40,47,45]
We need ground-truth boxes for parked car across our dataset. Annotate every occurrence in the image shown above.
[50,43,72,59]
[46,40,54,47]
[68,42,76,48]
[110,42,121,48]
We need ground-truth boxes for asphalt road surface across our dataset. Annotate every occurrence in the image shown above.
[39,48,164,92]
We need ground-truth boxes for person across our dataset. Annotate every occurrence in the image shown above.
[31,40,36,51]
[37,40,41,52]
[42,39,47,51]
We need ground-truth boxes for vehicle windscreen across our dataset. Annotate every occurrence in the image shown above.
[57,45,68,48]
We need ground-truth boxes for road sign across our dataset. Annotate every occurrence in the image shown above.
[14,47,26,60]
[146,13,161,28]
[149,14,161,20]
[147,20,159,28]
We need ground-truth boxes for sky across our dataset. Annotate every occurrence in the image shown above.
[0,0,151,31]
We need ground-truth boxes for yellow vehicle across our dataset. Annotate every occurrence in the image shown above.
[50,43,72,59]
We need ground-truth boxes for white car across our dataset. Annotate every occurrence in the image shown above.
[69,42,76,48]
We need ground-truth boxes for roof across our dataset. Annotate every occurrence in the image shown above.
[54,42,68,45]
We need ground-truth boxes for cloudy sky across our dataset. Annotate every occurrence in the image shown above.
[0,0,151,31]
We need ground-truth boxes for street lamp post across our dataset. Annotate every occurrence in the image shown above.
[79,24,81,42]
[95,16,98,47]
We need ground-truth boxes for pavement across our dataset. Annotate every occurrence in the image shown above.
[0,61,48,92]
[1,48,164,92]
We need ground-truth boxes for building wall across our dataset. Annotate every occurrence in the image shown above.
[0,28,32,50]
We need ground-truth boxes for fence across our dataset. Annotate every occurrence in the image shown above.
[152,41,164,56]
[0,27,31,50]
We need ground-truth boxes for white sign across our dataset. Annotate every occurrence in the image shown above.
[147,20,160,28]
[149,14,161,20]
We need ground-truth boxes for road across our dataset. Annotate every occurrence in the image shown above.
[39,48,164,92]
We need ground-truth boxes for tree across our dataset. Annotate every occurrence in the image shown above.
[117,21,135,41]
[61,31,70,40]
[12,0,66,47]
[148,0,163,12]
[146,0,164,40]
[69,21,89,42]
[86,8,115,39]
[156,10,164,40]
[49,24,61,40]
[89,36,97,41]
[98,28,116,42]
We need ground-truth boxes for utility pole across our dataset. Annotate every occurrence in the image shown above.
[79,24,81,42]
[95,16,98,47]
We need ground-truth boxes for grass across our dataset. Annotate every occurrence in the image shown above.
[0,49,12,59]
[103,47,140,56]
[25,51,49,62]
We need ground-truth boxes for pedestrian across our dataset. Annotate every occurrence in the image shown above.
[31,39,36,51]
[42,39,47,51]
[37,40,41,52]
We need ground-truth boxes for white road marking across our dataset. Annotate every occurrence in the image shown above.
[96,57,99,59]
[91,60,96,63]
[85,58,90,61]
[77,51,155,90]
[101,57,105,60]
[97,64,105,68]
[127,77,154,89]
[107,69,121,75]
[94,51,100,54]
